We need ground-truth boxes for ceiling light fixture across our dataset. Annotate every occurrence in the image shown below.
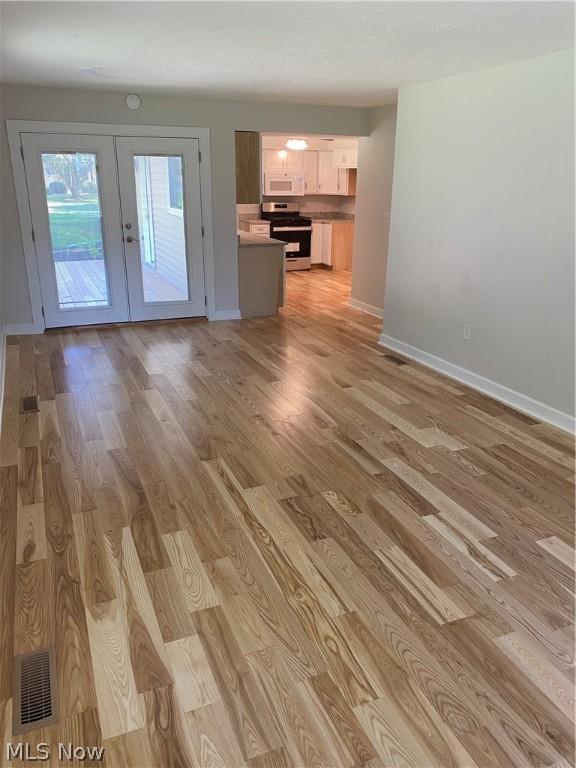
[285,138,308,151]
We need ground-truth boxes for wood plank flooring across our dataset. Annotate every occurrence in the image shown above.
[55,260,187,308]
[0,268,574,767]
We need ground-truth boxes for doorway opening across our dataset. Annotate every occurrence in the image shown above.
[235,131,360,310]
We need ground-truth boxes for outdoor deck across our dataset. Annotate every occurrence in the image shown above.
[55,259,187,308]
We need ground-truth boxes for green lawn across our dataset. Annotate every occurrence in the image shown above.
[46,194,104,259]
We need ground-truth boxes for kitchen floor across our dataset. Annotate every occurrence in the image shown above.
[0,269,573,767]
[284,266,352,311]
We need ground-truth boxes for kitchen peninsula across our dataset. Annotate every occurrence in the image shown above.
[237,232,286,317]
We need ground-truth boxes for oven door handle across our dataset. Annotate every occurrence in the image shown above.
[273,226,312,232]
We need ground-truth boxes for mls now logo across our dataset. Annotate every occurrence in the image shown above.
[6,743,50,761]
[6,743,105,761]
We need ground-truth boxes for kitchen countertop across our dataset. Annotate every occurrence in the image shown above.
[238,214,269,224]
[238,232,286,248]
[239,212,354,224]
[307,212,355,223]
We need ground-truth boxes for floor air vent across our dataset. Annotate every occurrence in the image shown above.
[384,354,408,366]
[19,395,40,414]
[13,648,58,734]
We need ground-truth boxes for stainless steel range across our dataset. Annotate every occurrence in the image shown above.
[261,202,312,271]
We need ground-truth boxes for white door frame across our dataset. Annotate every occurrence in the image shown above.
[7,120,217,331]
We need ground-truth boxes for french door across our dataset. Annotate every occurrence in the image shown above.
[21,132,206,327]
[22,134,129,326]
[116,138,206,320]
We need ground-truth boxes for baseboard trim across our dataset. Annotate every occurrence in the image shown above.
[348,298,384,318]
[4,323,37,335]
[378,333,575,434]
[210,309,242,321]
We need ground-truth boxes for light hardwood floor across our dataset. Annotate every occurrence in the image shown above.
[0,268,574,767]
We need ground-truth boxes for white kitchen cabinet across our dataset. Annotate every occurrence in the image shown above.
[249,223,271,235]
[338,168,358,196]
[263,149,302,174]
[285,150,303,171]
[239,221,270,236]
[317,151,340,195]
[311,221,354,268]
[337,168,348,195]
[333,148,358,168]
[264,148,357,197]
[311,222,323,264]
[302,151,319,195]
[311,221,333,265]
[264,150,283,172]
[321,222,333,266]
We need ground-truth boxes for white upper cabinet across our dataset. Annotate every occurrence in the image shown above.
[261,145,357,196]
[264,149,284,172]
[333,148,358,168]
[263,149,303,174]
[317,151,340,195]
[285,150,303,171]
[302,151,318,194]
[337,168,349,195]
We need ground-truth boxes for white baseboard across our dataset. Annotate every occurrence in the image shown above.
[379,333,575,434]
[210,309,242,321]
[348,298,384,318]
[4,323,37,335]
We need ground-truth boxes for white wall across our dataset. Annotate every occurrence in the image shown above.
[351,105,397,315]
[0,85,5,410]
[382,49,574,424]
[0,85,368,324]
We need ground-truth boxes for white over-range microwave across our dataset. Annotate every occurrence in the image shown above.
[264,172,305,196]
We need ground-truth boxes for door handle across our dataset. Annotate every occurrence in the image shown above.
[125,236,138,243]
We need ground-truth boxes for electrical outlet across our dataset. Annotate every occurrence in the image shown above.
[463,324,471,340]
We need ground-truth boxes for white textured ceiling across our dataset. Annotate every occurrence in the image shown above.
[1,1,573,107]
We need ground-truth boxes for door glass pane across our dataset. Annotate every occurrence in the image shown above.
[133,155,189,303]
[41,152,110,309]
